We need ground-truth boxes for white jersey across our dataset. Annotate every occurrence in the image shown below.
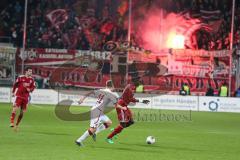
[91,88,118,111]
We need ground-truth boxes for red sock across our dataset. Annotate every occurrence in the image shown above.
[16,114,23,126]
[107,124,123,139]
[10,112,16,124]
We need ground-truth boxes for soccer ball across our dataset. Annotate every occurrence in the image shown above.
[146,136,155,144]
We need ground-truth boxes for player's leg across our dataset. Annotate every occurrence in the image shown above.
[10,97,21,127]
[75,127,97,146]
[10,105,18,127]
[96,115,112,134]
[75,110,100,146]
[106,124,124,143]
[124,108,135,128]
[15,99,28,129]
[91,115,112,142]
[16,109,24,126]
[106,109,125,143]
[106,109,134,143]
[76,123,98,144]
[106,119,134,144]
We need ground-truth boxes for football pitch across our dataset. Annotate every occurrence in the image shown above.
[0,103,240,160]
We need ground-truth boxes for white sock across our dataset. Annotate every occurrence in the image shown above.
[76,130,90,143]
[96,124,106,134]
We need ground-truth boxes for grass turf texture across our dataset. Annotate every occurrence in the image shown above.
[0,103,240,160]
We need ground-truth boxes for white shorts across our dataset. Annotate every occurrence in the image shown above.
[90,109,110,128]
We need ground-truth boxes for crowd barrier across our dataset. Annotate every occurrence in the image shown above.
[1,87,240,113]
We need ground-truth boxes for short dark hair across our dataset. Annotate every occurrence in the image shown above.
[25,67,32,71]
[133,80,140,87]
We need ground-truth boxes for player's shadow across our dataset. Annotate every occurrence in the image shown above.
[120,142,161,148]
[91,145,163,154]
[120,142,204,152]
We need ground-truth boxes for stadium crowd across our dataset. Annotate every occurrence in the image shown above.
[190,0,240,50]
[0,0,240,50]
[0,0,128,50]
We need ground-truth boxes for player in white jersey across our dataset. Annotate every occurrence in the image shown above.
[75,80,118,146]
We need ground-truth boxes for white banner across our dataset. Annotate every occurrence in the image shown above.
[30,89,58,104]
[199,96,240,113]
[0,87,11,103]
[152,95,198,111]
[1,88,240,113]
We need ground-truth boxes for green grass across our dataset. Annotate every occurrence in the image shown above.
[0,103,240,160]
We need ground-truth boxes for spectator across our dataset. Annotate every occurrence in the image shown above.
[219,81,228,97]
[180,83,191,95]
[1,0,240,50]
[136,80,144,93]
[213,88,219,96]
[43,77,50,89]
[235,86,240,97]
[205,84,214,96]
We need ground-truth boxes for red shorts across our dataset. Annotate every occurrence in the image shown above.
[116,99,133,122]
[14,97,28,111]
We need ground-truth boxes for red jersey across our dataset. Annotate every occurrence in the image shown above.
[12,75,36,100]
[120,84,137,106]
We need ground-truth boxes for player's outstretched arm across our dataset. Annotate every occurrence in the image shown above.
[78,91,95,104]
[130,97,139,104]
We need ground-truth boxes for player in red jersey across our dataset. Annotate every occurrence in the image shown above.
[106,83,149,144]
[10,68,36,130]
